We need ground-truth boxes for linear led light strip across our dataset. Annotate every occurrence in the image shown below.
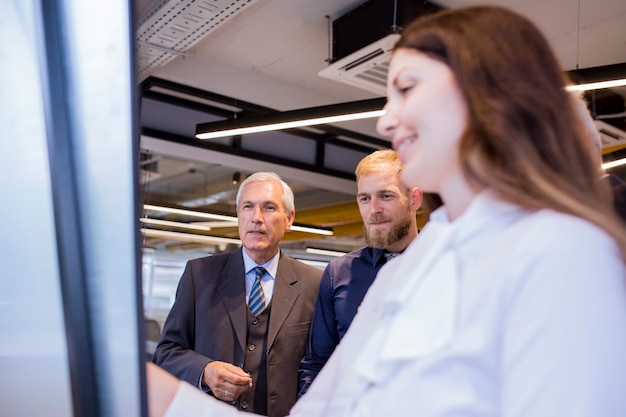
[196,109,386,140]
[291,225,333,235]
[195,97,386,140]
[143,204,333,236]
[566,79,626,92]
[141,228,241,245]
[305,247,347,257]
[602,158,626,170]
[140,217,211,231]
[195,79,625,140]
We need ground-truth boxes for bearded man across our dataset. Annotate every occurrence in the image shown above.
[298,149,422,397]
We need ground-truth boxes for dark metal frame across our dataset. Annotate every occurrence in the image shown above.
[36,1,100,415]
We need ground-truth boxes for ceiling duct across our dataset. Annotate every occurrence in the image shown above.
[319,0,442,96]
[136,0,259,81]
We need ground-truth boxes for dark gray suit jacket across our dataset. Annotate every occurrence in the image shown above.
[153,248,322,417]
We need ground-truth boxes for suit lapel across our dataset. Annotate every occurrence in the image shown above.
[267,255,298,351]
[217,249,248,353]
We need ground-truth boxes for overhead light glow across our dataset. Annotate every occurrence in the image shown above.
[195,97,386,140]
[305,247,347,257]
[602,157,626,170]
[143,204,333,236]
[566,78,626,92]
[196,110,385,139]
[140,217,211,231]
[290,225,333,236]
[144,204,236,222]
[141,228,241,245]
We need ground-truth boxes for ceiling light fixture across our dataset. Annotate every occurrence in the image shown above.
[566,78,626,92]
[139,217,211,231]
[291,225,334,236]
[195,98,386,140]
[602,157,626,170]
[193,80,623,140]
[305,247,347,257]
[143,204,333,236]
[144,204,235,221]
[141,228,241,245]
[566,63,626,93]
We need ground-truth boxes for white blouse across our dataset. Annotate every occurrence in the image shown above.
[166,193,626,417]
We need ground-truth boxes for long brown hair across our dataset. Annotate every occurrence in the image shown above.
[395,6,626,259]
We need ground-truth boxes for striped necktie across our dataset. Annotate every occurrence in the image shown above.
[248,266,267,316]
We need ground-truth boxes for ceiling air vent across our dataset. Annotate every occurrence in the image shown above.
[318,34,399,96]
[317,0,442,95]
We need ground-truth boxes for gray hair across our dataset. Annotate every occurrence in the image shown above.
[236,172,295,213]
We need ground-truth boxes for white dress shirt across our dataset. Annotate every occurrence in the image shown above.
[166,192,626,417]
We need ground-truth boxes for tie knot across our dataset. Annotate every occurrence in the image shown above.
[253,266,267,280]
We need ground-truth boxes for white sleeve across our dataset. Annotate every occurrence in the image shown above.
[164,382,240,417]
[502,222,626,417]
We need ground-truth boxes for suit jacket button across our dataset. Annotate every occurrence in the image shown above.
[248,344,256,351]
[241,401,248,409]
[252,317,259,325]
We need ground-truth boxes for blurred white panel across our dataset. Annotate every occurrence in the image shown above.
[64,0,143,415]
[0,1,72,416]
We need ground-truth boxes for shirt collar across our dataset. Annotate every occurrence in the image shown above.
[378,191,525,308]
[242,249,279,279]
[370,247,387,267]
[429,191,525,247]
[370,247,407,268]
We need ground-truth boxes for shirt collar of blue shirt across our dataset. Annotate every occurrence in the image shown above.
[242,249,279,280]
[369,247,388,268]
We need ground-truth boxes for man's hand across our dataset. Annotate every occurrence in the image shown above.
[203,361,253,401]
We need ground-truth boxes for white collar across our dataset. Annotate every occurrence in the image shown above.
[242,249,279,279]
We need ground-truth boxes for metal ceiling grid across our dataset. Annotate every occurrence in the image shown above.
[137,0,260,80]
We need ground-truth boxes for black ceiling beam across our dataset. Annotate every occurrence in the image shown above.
[142,89,236,118]
[141,76,269,114]
[567,62,626,84]
[141,76,388,152]
[142,127,357,181]
[317,124,390,148]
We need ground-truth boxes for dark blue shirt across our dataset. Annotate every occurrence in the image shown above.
[298,246,388,397]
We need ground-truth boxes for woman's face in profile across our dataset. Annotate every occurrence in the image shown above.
[377,48,468,195]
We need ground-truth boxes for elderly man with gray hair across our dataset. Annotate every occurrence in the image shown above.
[153,172,322,417]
